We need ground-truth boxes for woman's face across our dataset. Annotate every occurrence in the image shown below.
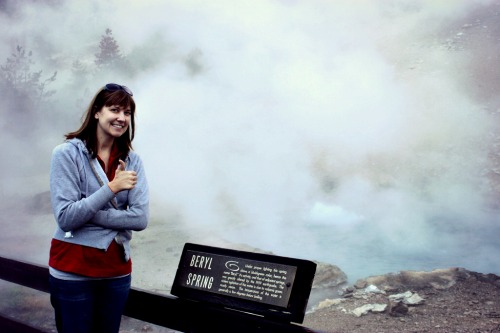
[95,104,131,141]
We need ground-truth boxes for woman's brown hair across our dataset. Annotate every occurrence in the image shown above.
[65,87,136,159]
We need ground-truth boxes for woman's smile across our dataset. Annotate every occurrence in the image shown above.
[96,105,131,139]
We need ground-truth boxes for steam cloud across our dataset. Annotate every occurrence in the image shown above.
[0,0,499,281]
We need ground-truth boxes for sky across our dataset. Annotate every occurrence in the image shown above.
[0,0,499,282]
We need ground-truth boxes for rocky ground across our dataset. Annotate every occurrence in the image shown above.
[303,268,500,333]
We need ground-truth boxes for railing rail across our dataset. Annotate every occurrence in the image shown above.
[0,256,318,333]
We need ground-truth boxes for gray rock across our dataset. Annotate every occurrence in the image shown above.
[389,291,425,305]
[388,301,409,317]
[352,304,387,317]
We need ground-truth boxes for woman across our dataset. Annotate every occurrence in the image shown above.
[48,83,149,333]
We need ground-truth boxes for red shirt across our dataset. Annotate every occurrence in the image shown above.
[49,143,132,277]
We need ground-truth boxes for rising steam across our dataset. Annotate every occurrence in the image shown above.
[0,0,498,281]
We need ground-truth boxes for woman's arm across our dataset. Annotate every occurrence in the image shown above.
[90,154,149,231]
[50,144,116,232]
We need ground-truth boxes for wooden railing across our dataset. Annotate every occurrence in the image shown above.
[0,256,319,333]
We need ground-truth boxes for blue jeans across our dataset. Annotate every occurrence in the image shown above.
[49,275,131,333]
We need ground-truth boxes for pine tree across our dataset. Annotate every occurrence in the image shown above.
[94,28,123,68]
[0,45,57,106]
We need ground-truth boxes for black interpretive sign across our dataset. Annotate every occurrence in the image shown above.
[171,243,316,323]
[176,250,297,307]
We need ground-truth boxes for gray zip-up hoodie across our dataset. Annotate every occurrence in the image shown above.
[50,138,149,261]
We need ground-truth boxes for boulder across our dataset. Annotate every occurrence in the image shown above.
[353,267,469,291]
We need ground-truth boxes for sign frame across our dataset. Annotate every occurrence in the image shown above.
[171,243,316,323]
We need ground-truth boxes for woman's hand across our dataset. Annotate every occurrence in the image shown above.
[108,159,137,193]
